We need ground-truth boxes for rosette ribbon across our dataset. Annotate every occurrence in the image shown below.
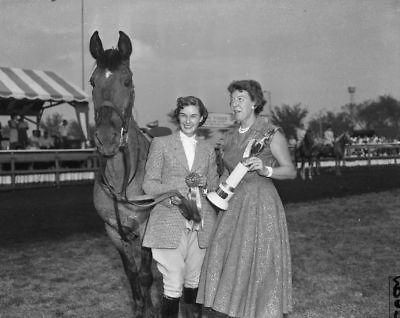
[185,172,204,228]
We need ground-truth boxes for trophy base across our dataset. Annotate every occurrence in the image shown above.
[207,192,229,210]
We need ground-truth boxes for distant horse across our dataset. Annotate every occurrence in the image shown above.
[313,132,352,176]
[295,131,352,179]
[295,129,317,180]
[89,31,199,317]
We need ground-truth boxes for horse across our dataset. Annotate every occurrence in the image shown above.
[295,129,317,180]
[313,132,352,176]
[89,30,199,317]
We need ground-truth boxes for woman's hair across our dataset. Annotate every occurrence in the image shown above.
[227,80,266,115]
[173,96,208,127]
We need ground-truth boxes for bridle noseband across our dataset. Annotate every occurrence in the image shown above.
[94,88,135,158]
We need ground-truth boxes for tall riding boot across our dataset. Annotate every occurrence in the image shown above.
[182,287,202,318]
[161,295,180,318]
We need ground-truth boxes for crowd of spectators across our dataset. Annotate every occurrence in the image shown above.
[0,114,71,150]
[350,135,400,145]
[348,135,400,157]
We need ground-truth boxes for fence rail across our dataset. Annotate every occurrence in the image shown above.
[0,149,99,189]
[1,143,399,189]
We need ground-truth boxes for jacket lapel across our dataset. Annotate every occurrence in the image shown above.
[171,132,190,172]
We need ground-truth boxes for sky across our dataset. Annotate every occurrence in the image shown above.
[0,0,399,128]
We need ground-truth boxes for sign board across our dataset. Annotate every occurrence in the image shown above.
[203,112,235,128]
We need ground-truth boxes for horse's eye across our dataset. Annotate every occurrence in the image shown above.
[124,78,132,87]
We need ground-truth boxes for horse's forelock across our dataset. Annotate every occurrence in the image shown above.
[96,48,126,71]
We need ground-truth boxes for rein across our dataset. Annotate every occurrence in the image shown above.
[96,94,183,242]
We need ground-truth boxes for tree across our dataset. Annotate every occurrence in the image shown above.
[68,120,95,140]
[40,113,64,137]
[341,95,400,138]
[357,95,400,138]
[308,110,354,138]
[270,103,308,139]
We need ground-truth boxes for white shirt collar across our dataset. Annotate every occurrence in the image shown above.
[179,131,197,144]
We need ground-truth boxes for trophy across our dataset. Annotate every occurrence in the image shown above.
[207,134,269,210]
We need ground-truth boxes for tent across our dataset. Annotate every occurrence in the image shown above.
[0,66,89,140]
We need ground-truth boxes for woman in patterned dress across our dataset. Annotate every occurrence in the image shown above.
[197,80,296,318]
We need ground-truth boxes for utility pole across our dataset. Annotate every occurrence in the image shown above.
[81,0,85,90]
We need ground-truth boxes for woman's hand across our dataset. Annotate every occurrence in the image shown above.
[197,175,207,187]
[170,195,182,205]
[243,156,264,173]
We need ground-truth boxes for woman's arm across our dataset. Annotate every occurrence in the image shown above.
[245,131,297,180]
[206,148,220,192]
[142,137,178,195]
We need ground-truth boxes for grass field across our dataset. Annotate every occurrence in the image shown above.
[1,185,400,317]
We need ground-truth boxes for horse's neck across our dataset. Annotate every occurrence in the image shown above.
[104,119,149,192]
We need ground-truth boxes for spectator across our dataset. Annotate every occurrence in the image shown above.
[323,125,335,146]
[29,130,41,149]
[58,119,69,148]
[39,131,54,149]
[8,113,19,149]
[17,115,29,149]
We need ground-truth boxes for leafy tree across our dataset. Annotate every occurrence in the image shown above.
[308,111,354,138]
[270,103,308,139]
[68,120,95,140]
[341,95,400,138]
[40,113,95,141]
[40,113,64,137]
[358,95,400,138]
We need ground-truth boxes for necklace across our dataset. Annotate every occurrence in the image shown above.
[238,126,250,134]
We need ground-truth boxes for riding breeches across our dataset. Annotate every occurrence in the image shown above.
[152,229,206,298]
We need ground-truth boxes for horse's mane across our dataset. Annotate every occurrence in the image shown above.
[96,48,126,71]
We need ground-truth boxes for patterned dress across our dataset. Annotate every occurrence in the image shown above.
[197,117,293,318]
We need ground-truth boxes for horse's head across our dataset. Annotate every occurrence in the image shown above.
[89,31,134,157]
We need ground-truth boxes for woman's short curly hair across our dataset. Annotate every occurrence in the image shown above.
[227,80,266,115]
[173,96,208,127]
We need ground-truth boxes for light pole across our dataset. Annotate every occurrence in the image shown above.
[348,86,356,105]
[80,0,85,90]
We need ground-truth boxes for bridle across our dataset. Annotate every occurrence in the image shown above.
[94,88,135,158]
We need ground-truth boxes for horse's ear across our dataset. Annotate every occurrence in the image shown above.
[89,31,104,60]
[117,31,132,60]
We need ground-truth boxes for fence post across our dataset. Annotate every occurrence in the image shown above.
[55,152,60,187]
[366,146,371,166]
[10,152,16,188]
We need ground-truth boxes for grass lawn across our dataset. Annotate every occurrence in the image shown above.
[1,188,399,317]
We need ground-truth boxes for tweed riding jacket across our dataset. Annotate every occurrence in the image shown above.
[142,132,219,249]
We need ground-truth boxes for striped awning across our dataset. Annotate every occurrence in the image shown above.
[0,66,88,103]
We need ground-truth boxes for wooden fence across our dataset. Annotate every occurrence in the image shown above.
[0,149,99,189]
[0,143,399,189]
